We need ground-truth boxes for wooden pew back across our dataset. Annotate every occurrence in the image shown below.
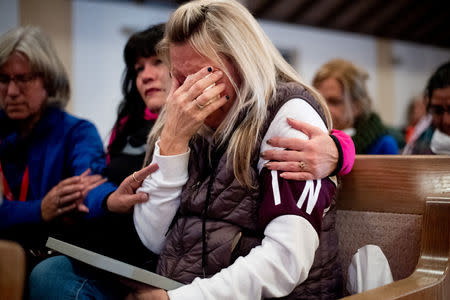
[336,155,450,298]
[337,155,450,214]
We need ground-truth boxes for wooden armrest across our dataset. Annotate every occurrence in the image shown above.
[341,196,450,300]
[0,240,26,300]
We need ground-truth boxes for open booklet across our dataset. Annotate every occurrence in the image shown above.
[46,237,184,291]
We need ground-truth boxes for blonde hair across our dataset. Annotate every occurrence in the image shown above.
[146,0,331,187]
[0,26,70,108]
[313,58,371,123]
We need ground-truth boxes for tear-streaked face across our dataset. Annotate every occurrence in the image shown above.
[169,42,240,129]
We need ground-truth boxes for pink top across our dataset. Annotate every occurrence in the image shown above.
[106,108,158,164]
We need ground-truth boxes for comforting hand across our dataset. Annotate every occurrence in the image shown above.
[106,163,159,213]
[261,118,339,180]
[41,169,104,221]
[159,66,228,155]
[126,286,169,300]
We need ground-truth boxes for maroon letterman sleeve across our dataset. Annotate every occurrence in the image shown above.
[258,168,336,235]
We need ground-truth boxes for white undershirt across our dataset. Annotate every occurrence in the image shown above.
[134,98,328,299]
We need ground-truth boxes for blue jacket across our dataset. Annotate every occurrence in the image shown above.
[0,107,117,230]
[366,134,399,154]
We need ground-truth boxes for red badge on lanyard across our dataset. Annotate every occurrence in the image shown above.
[0,162,29,202]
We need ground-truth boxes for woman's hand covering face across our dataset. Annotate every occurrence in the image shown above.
[159,66,228,156]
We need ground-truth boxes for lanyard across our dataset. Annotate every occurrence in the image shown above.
[0,161,29,202]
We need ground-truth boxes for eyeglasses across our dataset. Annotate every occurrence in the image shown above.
[429,105,450,116]
[0,73,39,90]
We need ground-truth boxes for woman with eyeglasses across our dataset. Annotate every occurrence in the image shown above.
[403,61,450,154]
[0,26,115,270]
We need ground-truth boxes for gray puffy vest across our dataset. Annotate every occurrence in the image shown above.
[157,82,342,299]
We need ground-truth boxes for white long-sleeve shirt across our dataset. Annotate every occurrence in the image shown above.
[134,98,334,299]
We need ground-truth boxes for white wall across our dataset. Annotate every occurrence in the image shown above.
[0,0,19,34]
[73,1,173,141]
[72,1,450,141]
[262,20,378,109]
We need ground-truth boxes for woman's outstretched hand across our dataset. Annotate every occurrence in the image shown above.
[106,163,159,213]
[261,118,339,180]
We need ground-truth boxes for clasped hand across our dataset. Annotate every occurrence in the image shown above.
[41,168,106,222]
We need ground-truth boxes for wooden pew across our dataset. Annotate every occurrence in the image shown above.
[0,240,26,300]
[336,155,450,299]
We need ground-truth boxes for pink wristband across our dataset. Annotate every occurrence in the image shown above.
[331,129,355,175]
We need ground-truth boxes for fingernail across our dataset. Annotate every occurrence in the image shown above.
[260,152,266,158]
[226,95,230,101]
[169,72,172,78]
[266,138,272,144]
[264,162,271,168]
[207,67,212,72]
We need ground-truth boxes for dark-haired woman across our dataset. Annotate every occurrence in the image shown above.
[69,23,171,267]
[104,23,169,186]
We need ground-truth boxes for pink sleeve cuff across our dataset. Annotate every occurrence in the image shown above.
[331,129,355,176]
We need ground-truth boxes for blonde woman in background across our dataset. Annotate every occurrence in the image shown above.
[313,58,399,154]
